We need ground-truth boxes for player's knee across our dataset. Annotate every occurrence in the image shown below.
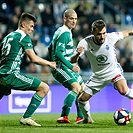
[71,82,81,94]
[78,96,85,102]
[78,93,89,102]
[38,82,50,95]
[42,83,50,94]
[116,80,128,95]
[118,88,127,95]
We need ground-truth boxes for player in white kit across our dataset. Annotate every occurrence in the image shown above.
[73,20,133,124]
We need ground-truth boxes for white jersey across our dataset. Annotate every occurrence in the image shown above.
[77,32,124,79]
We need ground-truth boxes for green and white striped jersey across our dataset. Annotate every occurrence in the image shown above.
[49,25,74,69]
[0,29,33,74]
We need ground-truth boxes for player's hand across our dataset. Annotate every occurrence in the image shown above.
[72,65,80,73]
[49,62,56,70]
[77,46,84,54]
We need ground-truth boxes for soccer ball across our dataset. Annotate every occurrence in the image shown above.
[113,108,131,125]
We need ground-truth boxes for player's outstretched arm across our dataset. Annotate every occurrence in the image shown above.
[55,49,74,70]
[122,30,133,38]
[26,49,56,69]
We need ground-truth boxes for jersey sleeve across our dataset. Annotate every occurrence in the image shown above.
[56,49,73,69]
[55,32,74,69]
[20,35,33,50]
[107,32,124,44]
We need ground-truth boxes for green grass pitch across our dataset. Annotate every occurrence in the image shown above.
[0,113,132,133]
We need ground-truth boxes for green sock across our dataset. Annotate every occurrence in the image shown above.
[23,93,43,118]
[75,98,83,118]
[61,90,77,116]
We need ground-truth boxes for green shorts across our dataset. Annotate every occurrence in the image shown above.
[0,72,41,99]
[52,67,83,90]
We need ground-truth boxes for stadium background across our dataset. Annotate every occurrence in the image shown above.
[0,0,133,114]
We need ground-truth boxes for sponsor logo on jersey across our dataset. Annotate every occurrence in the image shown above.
[96,54,107,63]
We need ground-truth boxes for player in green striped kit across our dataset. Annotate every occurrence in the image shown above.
[0,13,56,126]
[48,9,85,123]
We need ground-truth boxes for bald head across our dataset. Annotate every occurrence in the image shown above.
[63,9,77,30]
[64,9,77,18]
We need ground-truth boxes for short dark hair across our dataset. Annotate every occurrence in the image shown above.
[91,20,106,32]
[18,12,37,27]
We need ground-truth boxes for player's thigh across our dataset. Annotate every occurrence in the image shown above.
[0,83,11,99]
[78,91,92,101]
[70,82,82,93]
[6,73,41,91]
[115,79,128,95]
[52,68,78,89]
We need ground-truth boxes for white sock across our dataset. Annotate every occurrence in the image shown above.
[79,101,93,122]
[125,88,133,99]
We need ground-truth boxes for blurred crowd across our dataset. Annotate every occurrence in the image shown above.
[0,0,133,73]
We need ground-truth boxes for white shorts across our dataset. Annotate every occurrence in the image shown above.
[83,68,125,96]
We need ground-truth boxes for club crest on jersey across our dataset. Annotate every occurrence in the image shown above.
[106,45,109,50]
[28,43,32,47]
[96,54,107,63]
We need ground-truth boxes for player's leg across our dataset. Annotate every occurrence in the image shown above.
[20,81,49,126]
[75,88,94,124]
[115,79,133,99]
[22,81,49,118]
[57,82,81,123]
[0,85,11,100]
[73,73,84,122]
[111,67,133,99]
[76,77,107,124]
[75,97,84,122]
[75,82,84,122]
[0,77,11,99]
[11,73,49,126]
[54,68,82,123]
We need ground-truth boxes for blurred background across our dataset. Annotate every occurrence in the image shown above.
[0,0,133,114]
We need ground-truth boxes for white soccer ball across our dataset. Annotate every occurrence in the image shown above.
[113,108,131,125]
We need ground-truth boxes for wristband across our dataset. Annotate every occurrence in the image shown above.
[129,32,133,36]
